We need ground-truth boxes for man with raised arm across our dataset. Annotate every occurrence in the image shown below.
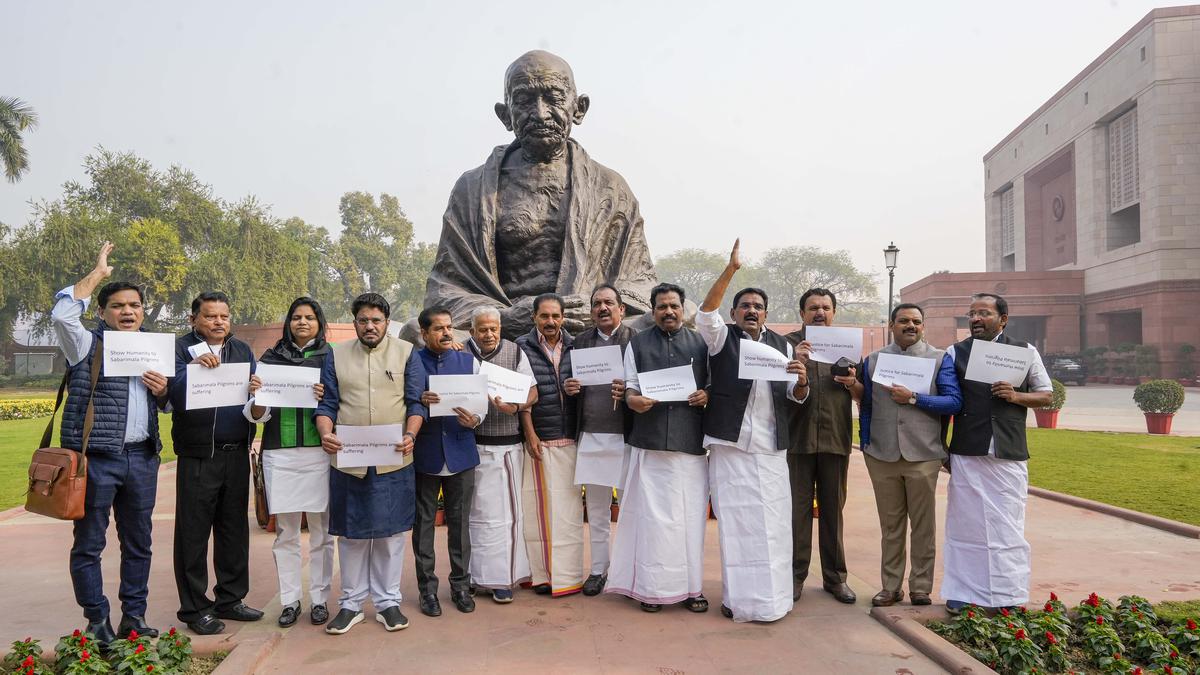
[697,240,809,622]
[51,242,169,647]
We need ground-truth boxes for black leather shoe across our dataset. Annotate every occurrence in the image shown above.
[792,581,804,601]
[640,602,662,613]
[186,614,225,636]
[532,584,552,595]
[823,582,857,604]
[85,618,117,648]
[310,603,330,625]
[582,573,607,596]
[278,604,300,627]
[376,606,409,631]
[419,593,442,617]
[451,590,475,613]
[721,605,733,619]
[216,603,264,622]
[116,614,157,639]
[909,592,932,606]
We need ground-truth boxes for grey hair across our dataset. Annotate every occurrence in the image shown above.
[471,306,502,329]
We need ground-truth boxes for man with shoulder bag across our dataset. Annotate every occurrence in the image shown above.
[43,242,170,648]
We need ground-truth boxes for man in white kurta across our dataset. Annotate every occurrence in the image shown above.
[465,308,535,602]
[696,240,807,622]
[606,284,712,613]
[942,293,1052,613]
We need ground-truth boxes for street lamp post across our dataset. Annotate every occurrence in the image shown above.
[884,242,900,343]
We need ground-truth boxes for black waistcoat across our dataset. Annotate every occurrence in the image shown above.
[626,326,708,454]
[703,325,792,450]
[948,334,1032,461]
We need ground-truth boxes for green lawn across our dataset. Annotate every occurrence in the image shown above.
[0,388,57,400]
[0,415,175,510]
[1027,428,1200,526]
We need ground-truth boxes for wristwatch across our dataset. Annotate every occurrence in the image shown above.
[907,395,918,406]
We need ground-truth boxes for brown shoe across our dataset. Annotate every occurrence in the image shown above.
[871,590,903,607]
[823,582,857,604]
[909,592,932,606]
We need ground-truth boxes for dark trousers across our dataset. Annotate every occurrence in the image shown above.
[70,443,159,622]
[413,469,475,596]
[174,450,250,623]
[787,452,849,586]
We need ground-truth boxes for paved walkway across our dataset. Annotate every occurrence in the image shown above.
[2,452,1197,674]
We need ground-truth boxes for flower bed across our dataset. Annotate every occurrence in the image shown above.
[927,593,1199,674]
[0,399,55,421]
[2,627,222,674]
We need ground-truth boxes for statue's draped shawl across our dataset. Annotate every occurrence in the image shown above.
[425,139,657,334]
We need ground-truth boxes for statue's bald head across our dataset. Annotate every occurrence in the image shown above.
[495,50,590,162]
[503,50,576,98]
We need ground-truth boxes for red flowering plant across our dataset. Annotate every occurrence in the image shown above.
[111,640,160,675]
[1082,615,1127,667]
[1078,592,1117,629]
[1044,592,1067,615]
[1164,618,1200,661]
[54,629,100,672]
[1029,605,1073,646]
[61,647,113,674]
[154,627,192,673]
[2,637,51,675]
[948,605,995,649]
[1095,651,1131,674]
[1040,630,1073,673]
[992,625,1044,675]
[1126,627,1178,665]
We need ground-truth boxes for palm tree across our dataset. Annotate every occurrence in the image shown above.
[0,97,39,183]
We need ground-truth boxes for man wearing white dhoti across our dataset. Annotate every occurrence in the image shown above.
[465,308,537,603]
[569,284,637,597]
[517,294,585,597]
[244,297,335,628]
[942,293,1051,614]
[607,283,711,613]
[697,241,808,623]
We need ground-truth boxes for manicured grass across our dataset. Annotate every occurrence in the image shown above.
[1027,428,1200,526]
[0,414,175,510]
[1157,599,1200,624]
[0,388,57,400]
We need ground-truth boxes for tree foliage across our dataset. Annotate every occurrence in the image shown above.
[0,96,39,182]
[652,245,883,324]
[0,150,436,340]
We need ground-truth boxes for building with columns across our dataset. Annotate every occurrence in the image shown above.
[904,5,1200,377]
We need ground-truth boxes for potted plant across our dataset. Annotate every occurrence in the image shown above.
[1114,344,1136,385]
[1133,379,1186,434]
[1177,343,1196,387]
[1081,346,1106,384]
[1035,379,1066,429]
[1134,345,1159,384]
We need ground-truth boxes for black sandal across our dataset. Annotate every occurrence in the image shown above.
[682,595,709,613]
[640,602,663,613]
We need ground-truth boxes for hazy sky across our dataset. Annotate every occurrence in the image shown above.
[2,0,1170,299]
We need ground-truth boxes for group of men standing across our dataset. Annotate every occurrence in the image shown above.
[50,234,1051,646]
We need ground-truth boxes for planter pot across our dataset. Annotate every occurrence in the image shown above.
[1144,413,1174,434]
[610,503,619,523]
[435,508,446,526]
[1034,409,1060,429]
[1087,376,1099,383]
[1179,378,1195,388]
[1138,376,1153,385]
[1096,376,1109,384]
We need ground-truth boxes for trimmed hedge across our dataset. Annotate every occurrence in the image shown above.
[0,399,55,421]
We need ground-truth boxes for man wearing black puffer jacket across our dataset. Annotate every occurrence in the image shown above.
[168,291,262,635]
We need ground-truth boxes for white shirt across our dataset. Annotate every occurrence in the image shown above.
[946,332,1052,457]
[51,285,153,444]
[694,308,804,454]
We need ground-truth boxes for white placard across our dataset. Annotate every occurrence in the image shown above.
[570,345,625,386]
[872,353,937,392]
[428,373,490,417]
[738,339,797,382]
[103,331,176,377]
[254,363,321,409]
[336,423,410,469]
[187,341,219,360]
[805,326,864,365]
[635,364,696,402]
[964,339,1034,386]
[185,362,250,410]
[479,361,534,404]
